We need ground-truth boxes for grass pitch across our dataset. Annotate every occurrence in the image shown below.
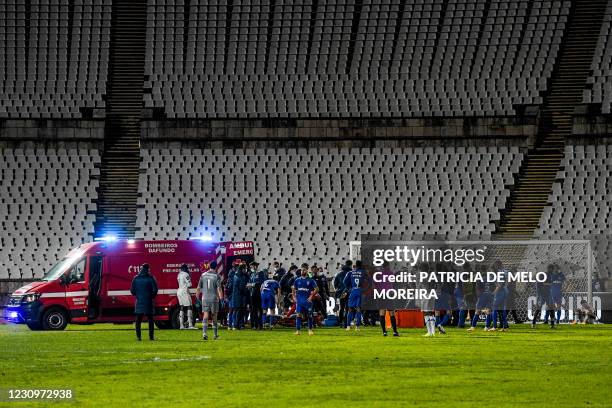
[0,323,610,407]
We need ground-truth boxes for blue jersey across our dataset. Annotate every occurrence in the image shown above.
[343,269,367,294]
[293,277,317,303]
[550,272,565,295]
[497,268,510,288]
[435,290,451,310]
[535,280,549,298]
[453,282,463,299]
[261,279,280,294]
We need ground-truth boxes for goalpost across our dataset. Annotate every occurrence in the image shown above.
[350,239,597,322]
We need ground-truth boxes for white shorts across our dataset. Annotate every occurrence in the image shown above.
[177,289,192,306]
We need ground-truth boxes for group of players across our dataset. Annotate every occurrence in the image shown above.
[426,262,568,336]
[173,258,590,341]
[175,260,329,339]
[175,258,397,339]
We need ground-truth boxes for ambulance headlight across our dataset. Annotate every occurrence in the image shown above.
[22,293,41,303]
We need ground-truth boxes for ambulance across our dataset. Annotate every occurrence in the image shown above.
[4,239,254,330]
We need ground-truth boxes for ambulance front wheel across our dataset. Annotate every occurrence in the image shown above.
[41,307,68,331]
[26,322,42,331]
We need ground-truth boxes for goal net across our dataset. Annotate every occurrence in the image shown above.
[353,239,597,323]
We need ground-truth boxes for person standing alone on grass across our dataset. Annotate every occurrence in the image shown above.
[130,263,158,341]
[196,261,224,340]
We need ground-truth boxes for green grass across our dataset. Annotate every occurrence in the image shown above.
[0,323,610,407]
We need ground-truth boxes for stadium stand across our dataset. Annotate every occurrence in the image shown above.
[536,144,612,279]
[0,148,99,279]
[135,146,523,267]
[0,0,611,302]
[0,0,111,119]
[584,0,612,113]
[143,0,568,118]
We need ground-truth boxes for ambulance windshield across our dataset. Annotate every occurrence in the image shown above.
[42,257,77,281]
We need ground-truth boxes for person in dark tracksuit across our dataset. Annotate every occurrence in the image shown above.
[130,263,158,341]
[313,266,330,318]
[279,265,297,311]
[248,262,266,330]
[229,264,249,330]
[271,261,286,282]
[333,261,351,328]
[225,261,239,329]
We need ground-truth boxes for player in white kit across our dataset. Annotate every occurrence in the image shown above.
[177,264,196,329]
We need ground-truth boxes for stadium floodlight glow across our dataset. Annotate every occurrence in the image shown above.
[191,234,213,242]
[127,239,135,244]
[95,235,118,243]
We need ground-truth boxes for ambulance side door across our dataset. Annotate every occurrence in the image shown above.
[63,257,89,322]
[87,256,103,320]
[100,256,136,320]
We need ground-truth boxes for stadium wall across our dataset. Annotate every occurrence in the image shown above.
[140,116,537,148]
[573,113,612,140]
[3,114,612,145]
[0,118,105,147]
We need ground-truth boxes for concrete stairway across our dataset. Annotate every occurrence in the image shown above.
[496,0,608,238]
[93,0,146,239]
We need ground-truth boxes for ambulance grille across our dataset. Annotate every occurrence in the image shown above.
[8,296,21,306]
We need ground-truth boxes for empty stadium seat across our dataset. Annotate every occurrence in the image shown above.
[535,144,612,279]
[583,1,612,113]
[135,145,523,268]
[0,0,111,119]
[143,0,567,118]
[0,148,100,279]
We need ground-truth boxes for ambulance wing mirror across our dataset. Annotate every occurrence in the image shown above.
[59,274,68,286]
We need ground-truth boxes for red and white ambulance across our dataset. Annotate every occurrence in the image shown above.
[4,239,254,330]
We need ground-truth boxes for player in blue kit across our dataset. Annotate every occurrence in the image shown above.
[491,282,509,331]
[454,281,467,328]
[550,264,565,325]
[261,272,281,329]
[343,260,368,331]
[532,264,555,329]
[467,282,493,332]
[434,283,453,335]
[292,264,318,335]
[491,262,509,331]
